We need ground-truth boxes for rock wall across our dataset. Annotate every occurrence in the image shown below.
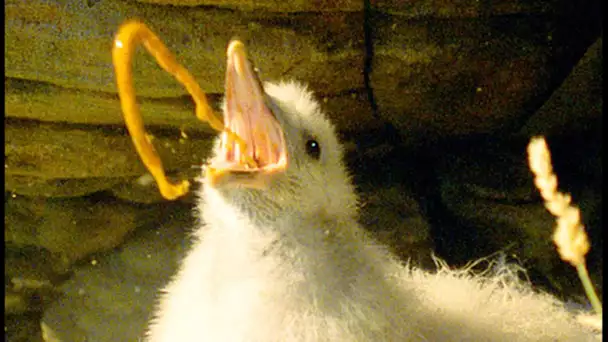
[4,0,602,340]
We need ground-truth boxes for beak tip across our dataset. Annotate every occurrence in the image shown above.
[227,40,246,58]
[227,40,248,77]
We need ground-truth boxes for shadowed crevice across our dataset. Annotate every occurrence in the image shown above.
[362,0,403,148]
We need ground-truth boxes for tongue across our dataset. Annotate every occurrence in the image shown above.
[225,41,259,164]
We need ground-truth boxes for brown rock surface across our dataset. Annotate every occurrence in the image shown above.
[5,78,209,130]
[135,0,362,12]
[6,313,45,342]
[5,195,162,268]
[372,0,550,17]
[5,245,60,317]
[41,203,195,342]
[372,16,551,145]
[5,175,126,198]
[109,173,198,204]
[519,37,602,136]
[5,0,365,97]
[5,119,214,180]
[6,78,377,135]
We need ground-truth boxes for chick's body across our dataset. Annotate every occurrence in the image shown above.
[147,81,422,341]
[146,49,599,341]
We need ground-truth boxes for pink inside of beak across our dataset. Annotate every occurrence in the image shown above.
[207,41,287,184]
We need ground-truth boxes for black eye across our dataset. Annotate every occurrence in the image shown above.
[305,139,321,160]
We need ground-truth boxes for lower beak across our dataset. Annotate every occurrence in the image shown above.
[205,40,288,188]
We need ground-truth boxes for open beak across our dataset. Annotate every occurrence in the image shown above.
[205,40,288,188]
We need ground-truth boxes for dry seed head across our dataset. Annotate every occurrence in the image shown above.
[527,137,590,267]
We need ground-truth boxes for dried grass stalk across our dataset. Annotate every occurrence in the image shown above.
[527,136,602,316]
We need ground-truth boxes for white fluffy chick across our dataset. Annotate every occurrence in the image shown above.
[145,41,600,342]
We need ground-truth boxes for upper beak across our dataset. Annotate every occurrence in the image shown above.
[205,40,288,188]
